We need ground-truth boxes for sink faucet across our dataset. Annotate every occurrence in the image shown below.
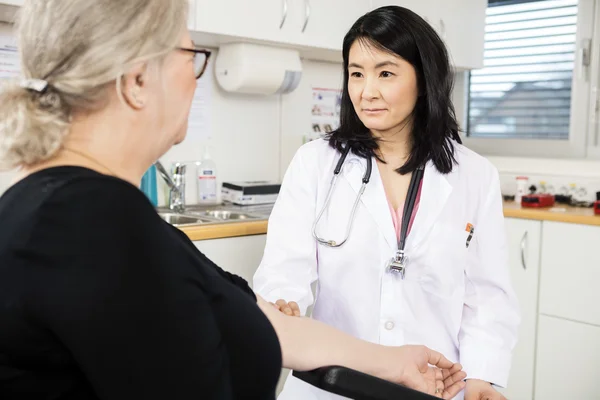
[154,161,186,212]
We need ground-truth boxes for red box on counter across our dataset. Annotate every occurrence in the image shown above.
[521,194,556,208]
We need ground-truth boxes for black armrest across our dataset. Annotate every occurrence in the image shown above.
[292,366,438,400]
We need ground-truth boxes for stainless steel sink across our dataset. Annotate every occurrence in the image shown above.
[158,212,209,227]
[156,204,270,227]
[188,210,259,221]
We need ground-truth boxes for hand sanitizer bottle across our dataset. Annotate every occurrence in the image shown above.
[197,147,218,205]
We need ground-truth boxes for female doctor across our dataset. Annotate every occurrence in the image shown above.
[254,6,520,400]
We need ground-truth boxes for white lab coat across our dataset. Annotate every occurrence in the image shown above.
[253,139,520,400]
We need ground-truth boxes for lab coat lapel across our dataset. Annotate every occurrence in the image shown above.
[342,154,397,252]
[408,161,453,251]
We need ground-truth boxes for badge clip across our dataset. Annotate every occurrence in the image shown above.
[389,250,408,279]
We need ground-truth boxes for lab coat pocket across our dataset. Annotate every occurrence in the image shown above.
[418,225,469,298]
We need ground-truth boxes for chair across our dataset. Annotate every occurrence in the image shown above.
[292,366,438,400]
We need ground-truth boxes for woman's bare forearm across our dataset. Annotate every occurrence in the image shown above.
[256,295,396,381]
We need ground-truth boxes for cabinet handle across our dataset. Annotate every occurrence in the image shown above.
[520,231,528,270]
[302,0,311,33]
[279,0,288,29]
[439,19,446,37]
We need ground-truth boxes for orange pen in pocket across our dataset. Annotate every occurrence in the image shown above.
[465,223,474,248]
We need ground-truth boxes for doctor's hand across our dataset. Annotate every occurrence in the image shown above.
[393,345,466,399]
[464,379,506,400]
[271,299,301,316]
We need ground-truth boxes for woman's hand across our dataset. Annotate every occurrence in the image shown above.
[388,345,467,399]
[270,299,301,316]
[464,379,506,400]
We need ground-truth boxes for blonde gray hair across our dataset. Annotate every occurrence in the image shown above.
[0,0,188,170]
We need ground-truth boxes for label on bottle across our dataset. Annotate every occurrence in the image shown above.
[198,172,217,201]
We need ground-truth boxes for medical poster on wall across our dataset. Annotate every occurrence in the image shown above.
[186,56,213,144]
[0,26,20,83]
[308,87,342,142]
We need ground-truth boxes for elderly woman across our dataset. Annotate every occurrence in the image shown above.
[0,1,465,399]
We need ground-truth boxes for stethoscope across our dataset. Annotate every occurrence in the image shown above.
[312,145,371,248]
[311,144,424,277]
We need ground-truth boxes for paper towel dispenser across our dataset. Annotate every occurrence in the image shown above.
[215,43,302,95]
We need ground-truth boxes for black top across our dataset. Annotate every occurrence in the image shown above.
[0,167,282,400]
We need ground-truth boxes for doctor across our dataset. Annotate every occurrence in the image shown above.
[254,5,520,400]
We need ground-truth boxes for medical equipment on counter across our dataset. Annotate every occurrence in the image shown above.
[222,181,281,205]
[521,193,556,208]
[515,176,528,204]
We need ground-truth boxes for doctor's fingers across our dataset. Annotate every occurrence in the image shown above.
[274,299,301,316]
[288,301,301,316]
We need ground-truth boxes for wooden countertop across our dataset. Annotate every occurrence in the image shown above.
[503,201,600,226]
[179,202,599,241]
[180,220,268,241]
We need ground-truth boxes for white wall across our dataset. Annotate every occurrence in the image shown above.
[280,59,343,174]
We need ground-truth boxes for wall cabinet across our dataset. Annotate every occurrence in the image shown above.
[1,0,487,67]
[195,0,296,45]
[370,0,486,69]
[195,0,368,53]
[293,0,369,50]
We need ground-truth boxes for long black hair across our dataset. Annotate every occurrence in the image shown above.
[327,5,461,175]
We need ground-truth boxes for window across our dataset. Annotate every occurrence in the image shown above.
[463,0,597,158]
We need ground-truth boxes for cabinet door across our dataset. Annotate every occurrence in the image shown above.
[535,315,600,400]
[187,0,196,30]
[436,0,486,69]
[196,0,295,44]
[194,235,267,286]
[540,222,600,326]
[497,218,541,400]
[371,0,435,22]
[293,0,370,50]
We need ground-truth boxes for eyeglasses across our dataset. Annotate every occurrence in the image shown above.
[177,48,212,79]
